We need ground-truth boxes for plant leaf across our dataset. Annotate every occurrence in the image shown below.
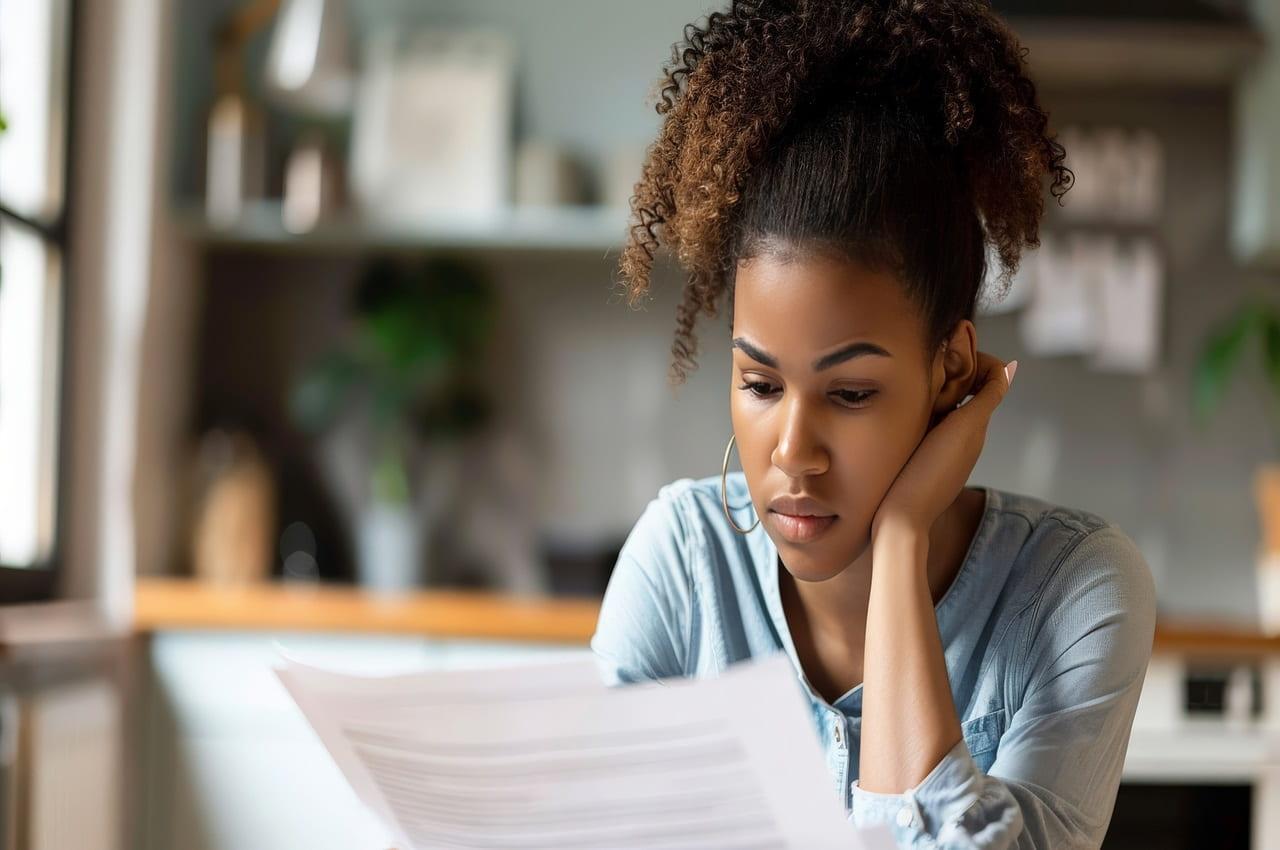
[1192,302,1264,427]
[1264,311,1280,400]
[289,350,364,433]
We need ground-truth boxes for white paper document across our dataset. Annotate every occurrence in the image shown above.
[275,650,897,850]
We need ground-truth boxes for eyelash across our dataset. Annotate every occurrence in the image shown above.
[736,382,878,408]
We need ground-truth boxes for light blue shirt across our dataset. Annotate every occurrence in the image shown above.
[590,470,1157,849]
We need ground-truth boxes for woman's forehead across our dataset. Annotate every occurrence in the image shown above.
[732,253,920,356]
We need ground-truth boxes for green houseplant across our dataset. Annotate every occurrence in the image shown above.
[1193,295,1280,633]
[291,255,496,590]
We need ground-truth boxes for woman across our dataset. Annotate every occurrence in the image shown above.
[591,1,1158,848]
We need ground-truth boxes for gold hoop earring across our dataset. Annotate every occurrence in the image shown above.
[721,433,760,534]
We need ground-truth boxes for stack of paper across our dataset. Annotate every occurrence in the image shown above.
[276,650,897,849]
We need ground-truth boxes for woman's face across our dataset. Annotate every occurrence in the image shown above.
[730,251,947,582]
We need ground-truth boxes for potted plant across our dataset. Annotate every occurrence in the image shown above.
[1193,295,1280,632]
[291,255,496,591]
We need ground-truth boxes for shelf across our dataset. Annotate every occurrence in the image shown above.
[175,201,633,255]
[1148,617,1280,657]
[1013,17,1263,89]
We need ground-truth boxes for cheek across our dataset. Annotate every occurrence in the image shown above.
[825,432,890,489]
[824,416,926,529]
[832,417,923,496]
[728,401,779,527]
[729,401,771,478]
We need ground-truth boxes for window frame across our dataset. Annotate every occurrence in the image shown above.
[0,0,79,603]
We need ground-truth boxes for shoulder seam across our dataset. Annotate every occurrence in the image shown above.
[990,489,1110,537]
[1016,518,1116,624]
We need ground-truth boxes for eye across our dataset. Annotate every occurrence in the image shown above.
[833,388,877,408]
[736,382,878,408]
[737,381,778,399]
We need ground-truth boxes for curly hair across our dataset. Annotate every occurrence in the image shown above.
[615,0,1072,385]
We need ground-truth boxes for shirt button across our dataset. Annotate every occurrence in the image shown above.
[896,806,916,828]
[833,721,843,745]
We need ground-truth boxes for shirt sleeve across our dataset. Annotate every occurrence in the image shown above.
[589,486,697,687]
[849,523,1158,849]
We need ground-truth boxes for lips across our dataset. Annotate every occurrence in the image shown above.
[768,494,835,517]
[767,494,838,543]
[771,512,838,543]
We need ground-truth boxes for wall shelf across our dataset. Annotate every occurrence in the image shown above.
[175,201,633,255]
[1013,18,1263,89]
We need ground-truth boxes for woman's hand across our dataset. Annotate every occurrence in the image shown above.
[870,352,1016,542]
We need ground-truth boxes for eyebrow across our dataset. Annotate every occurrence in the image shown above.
[732,337,893,371]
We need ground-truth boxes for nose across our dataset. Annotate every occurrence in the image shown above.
[771,397,829,478]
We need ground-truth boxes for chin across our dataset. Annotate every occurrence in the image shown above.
[778,558,846,583]
[774,532,872,583]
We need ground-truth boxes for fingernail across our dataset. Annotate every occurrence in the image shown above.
[1004,360,1019,387]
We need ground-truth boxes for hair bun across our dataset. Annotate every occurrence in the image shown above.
[619,0,1072,385]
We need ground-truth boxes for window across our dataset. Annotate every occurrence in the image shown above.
[0,0,74,601]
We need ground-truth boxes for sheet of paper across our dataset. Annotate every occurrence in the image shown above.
[276,650,896,850]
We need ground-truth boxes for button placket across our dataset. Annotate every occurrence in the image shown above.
[894,790,925,832]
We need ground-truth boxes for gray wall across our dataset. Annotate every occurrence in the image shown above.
[975,88,1277,622]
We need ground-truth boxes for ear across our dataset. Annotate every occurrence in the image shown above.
[930,320,978,417]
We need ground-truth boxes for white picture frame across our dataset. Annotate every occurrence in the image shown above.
[349,28,514,224]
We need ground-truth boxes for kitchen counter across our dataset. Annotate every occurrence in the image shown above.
[132,577,1280,655]
[132,576,601,644]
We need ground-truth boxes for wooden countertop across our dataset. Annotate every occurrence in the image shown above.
[133,577,1280,655]
[1150,620,1280,657]
[133,576,601,644]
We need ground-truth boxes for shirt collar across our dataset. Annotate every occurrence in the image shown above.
[748,485,998,712]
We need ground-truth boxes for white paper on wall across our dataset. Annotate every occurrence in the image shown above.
[1018,232,1099,355]
[1055,125,1163,224]
[1126,130,1164,224]
[350,29,514,222]
[1090,237,1163,373]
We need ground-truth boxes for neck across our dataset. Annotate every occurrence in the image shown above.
[781,486,985,652]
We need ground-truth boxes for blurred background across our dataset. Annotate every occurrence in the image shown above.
[3,0,1280,848]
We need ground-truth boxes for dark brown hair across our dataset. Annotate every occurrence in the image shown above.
[616,0,1072,384]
